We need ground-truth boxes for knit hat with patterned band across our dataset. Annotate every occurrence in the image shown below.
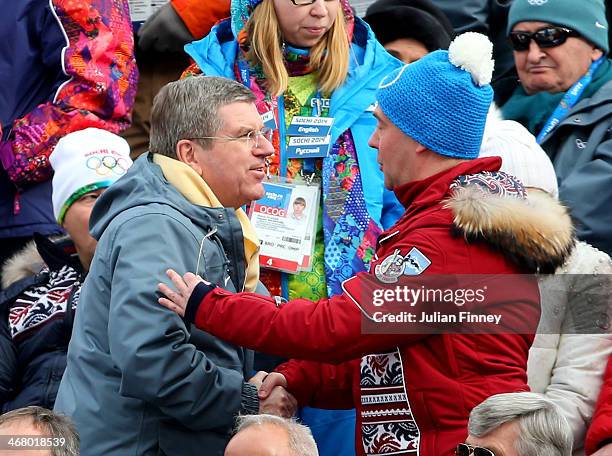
[507,0,609,54]
[50,128,133,225]
[376,32,495,159]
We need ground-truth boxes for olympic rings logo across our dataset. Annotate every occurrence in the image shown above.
[86,155,130,176]
[527,0,548,5]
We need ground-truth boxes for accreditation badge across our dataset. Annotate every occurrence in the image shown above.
[260,110,277,130]
[249,179,320,273]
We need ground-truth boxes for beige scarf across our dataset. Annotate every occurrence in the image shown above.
[154,154,260,292]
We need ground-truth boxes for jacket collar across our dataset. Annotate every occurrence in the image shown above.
[388,156,574,272]
[0,234,82,290]
[34,234,81,273]
[393,157,502,211]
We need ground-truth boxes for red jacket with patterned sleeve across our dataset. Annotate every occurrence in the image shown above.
[184,157,574,456]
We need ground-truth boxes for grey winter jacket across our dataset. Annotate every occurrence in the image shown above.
[540,81,612,257]
[54,154,261,456]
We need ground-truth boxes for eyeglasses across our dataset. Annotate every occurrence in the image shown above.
[289,0,334,5]
[187,127,274,149]
[509,26,580,51]
[456,443,496,456]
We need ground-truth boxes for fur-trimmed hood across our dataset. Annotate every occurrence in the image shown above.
[1,241,45,289]
[446,185,575,273]
[1,235,80,289]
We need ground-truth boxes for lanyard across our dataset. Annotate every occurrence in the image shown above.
[278,95,288,177]
[237,57,251,89]
[236,57,323,177]
[537,56,605,144]
[302,90,324,175]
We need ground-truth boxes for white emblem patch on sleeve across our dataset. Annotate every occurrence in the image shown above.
[403,247,432,275]
[374,247,432,283]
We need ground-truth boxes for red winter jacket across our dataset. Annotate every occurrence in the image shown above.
[185,157,573,456]
[586,357,612,454]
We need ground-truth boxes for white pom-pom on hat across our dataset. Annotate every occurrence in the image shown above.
[448,32,494,87]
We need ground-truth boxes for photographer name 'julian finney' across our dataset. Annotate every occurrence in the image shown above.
[371,311,503,325]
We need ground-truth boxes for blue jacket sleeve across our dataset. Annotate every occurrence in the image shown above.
[381,188,404,230]
[559,138,612,256]
[106,214,250,431]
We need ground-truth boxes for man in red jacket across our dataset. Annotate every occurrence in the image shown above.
[158,33,574,456]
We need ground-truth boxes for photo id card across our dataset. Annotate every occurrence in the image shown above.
[249,180,320,273]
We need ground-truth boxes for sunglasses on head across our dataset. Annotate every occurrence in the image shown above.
[456,443,496,456]
[509,26,580,51]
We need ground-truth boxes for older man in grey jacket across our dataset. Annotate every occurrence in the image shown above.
[54,76,295,455]
[501,0,612,257]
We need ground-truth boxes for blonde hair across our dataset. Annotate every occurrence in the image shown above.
[246,0,350,96]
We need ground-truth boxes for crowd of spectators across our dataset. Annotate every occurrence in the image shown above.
[1,0,611,455]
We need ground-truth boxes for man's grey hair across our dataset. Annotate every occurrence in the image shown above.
[234,414,318,456]
[149,75,256,157]
[468,392,573,456]
[0,406,79,456]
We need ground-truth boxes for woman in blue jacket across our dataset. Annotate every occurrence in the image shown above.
[183,0,403,453]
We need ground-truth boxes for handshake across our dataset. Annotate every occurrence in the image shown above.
[248,371,297,418]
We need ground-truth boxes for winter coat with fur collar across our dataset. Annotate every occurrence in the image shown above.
[0,235,83,412]
[177,156,575,456]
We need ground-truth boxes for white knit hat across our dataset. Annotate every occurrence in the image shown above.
[480,116,559,198]
[50,128,132,224]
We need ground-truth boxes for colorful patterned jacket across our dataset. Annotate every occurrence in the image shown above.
[0,0,137,239]
[179,157,576,456]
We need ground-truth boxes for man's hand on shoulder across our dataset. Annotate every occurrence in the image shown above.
[158,269,207,317]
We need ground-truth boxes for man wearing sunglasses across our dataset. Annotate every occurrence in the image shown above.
[458,392,572,456]
[501,0,612,258]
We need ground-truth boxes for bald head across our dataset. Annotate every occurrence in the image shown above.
[225,423,292,456]
[224,415,318,456]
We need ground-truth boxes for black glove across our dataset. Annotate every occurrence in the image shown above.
[138,3,194,53]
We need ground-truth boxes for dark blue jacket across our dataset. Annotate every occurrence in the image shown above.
[0,0,66,239]
[0,235,83,412]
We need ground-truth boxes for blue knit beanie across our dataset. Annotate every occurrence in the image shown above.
[377,32,494,159]
[508,0,609,54]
